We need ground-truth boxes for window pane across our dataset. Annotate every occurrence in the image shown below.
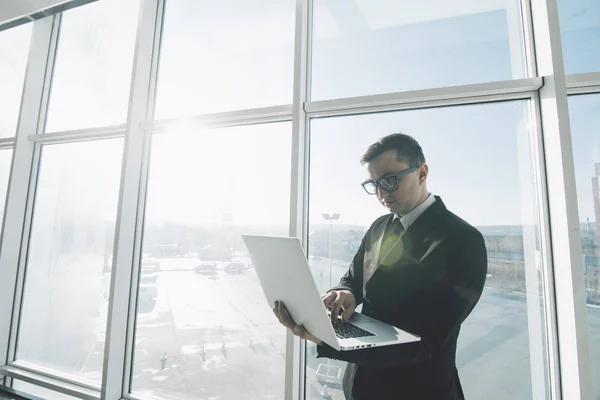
[558,0,600,75]
[0,149,13,228]
[130,123,291,399]
[44,0,139,132]
[568,93,600,399]
[311,0,526,101]
[154,0,295,119]
[16,139,124,385]
[307,101,550,399]
[0,23,32,138]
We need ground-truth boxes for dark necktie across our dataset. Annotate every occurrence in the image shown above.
[391,217,405,237]
[378,218,405,266]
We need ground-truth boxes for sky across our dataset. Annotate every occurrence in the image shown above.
[145,123,292,226]
[43,0,140,132]
[0,23,31,138]
[309,100,538,227]
[0,0,598,232]
[30,139,124,226]
[154,0,295,117]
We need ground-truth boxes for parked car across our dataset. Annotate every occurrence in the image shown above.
[224,262,245,274]
[140,258,160,284]
[139,282,157,303]
[195,261,217,276]
[139,258,160,312]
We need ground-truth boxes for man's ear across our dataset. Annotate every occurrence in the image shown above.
[418,164,428,184]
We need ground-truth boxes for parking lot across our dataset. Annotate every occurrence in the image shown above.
[16,255,600,399]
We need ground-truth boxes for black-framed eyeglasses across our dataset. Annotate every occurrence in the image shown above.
[361,165,420,195]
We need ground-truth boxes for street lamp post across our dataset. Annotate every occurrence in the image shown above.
[322,213,340,288]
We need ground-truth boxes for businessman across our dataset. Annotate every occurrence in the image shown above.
[274,133,488,399]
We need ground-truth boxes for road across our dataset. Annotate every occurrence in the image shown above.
[14,255,600,400]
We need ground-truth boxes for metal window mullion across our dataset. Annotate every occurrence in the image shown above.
[516,98,552,400]
[520,0,539,78]
[566,72,600,90]
[119,130,152,400]
[566,71,600,95]
[121,0,165,392]
[142,104,293,132]
[100,0,161,398]
[289,1,311,400]
[531,91,562,400]
[506,0,527,79]
[143,0,164,123]
[0,139,16,151]
[148,113,293,134]
[0,15,58,369]
[529,0,593,398]
[0,365,99,400]
[30,125,127,144]
[567,86,600,96]
[7,360,100,391]
[303,0,313,104]
[0,0,96,32]
[304,77,543,116]
[306,90,538,119]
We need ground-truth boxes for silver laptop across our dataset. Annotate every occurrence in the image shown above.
[241,234,420,351]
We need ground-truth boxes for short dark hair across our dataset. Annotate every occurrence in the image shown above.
[360,133,426,166]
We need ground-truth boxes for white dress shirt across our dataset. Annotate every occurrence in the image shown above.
[363,194,436,289]
[396,193,436,230]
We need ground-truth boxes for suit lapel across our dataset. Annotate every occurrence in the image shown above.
[364,197,449,296]
[401,196,447,260]
[362,215,392,297]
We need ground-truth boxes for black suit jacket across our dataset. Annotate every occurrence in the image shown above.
[316,196,488,400]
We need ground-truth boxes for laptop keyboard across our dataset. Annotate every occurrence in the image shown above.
[332,318,376,339]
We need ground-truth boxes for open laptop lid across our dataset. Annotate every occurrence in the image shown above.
[241,234,340,349]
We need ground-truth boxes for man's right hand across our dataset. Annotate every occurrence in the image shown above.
[322,289,356,323]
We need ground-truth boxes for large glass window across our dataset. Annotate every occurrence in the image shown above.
[130,123,291,399]
[568,93,600,399]
[558,0,600,75]
[1,0,598,398]
[16,139,123,385]
[311,0,527,101]
[0,23,32,138]
[306,100,550,399]
[44,0,140,132]
[154,0,295,119]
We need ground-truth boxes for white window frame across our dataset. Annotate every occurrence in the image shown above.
[0,0,598,399]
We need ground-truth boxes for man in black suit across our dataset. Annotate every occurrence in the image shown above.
[274,133,488,399]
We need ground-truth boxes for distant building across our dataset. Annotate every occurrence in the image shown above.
[594,162,600,246]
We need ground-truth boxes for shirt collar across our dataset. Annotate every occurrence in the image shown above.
[394,193,436,230]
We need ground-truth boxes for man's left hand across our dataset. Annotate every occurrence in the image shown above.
[273,300,322,345]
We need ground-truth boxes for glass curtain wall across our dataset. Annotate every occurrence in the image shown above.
[0,0,597,399]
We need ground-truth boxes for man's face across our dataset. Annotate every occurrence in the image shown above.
[365,149,428,216]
